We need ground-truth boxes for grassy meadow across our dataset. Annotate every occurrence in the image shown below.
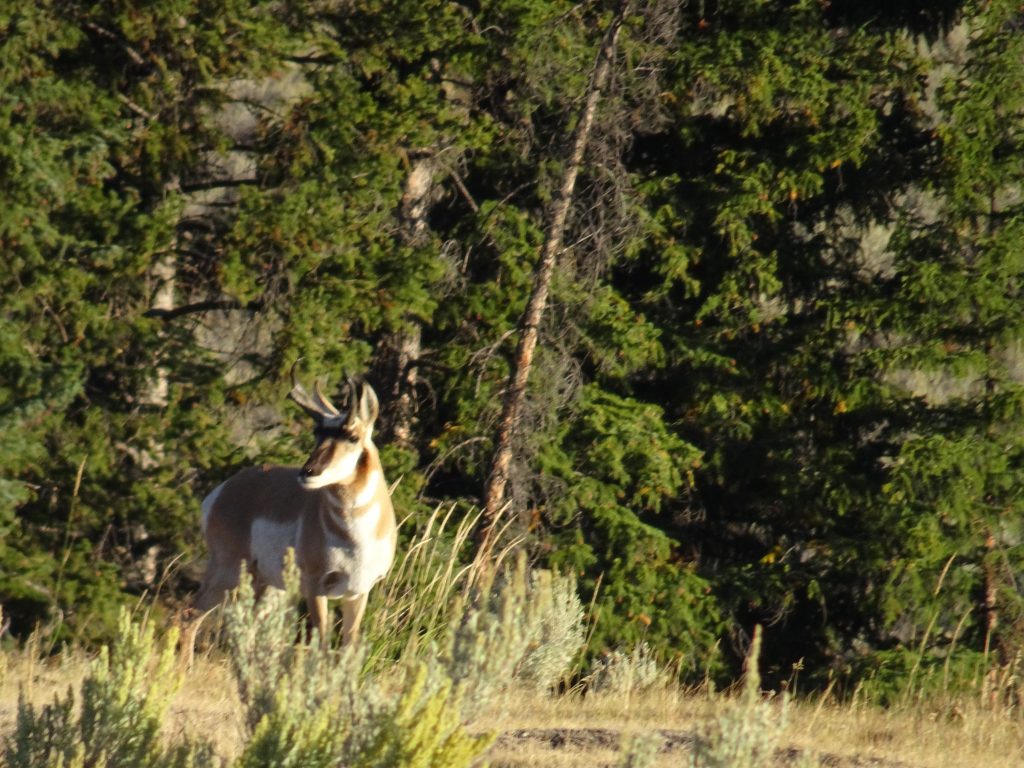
[2,637,1023,767]
[2,508,1023,767]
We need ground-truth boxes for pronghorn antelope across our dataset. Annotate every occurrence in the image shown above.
[182,366,397,665]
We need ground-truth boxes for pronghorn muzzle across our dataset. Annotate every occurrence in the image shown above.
[299,444,334,486]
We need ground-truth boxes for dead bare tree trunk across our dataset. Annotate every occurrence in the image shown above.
[377,154,436,448]
[983,529,1001,657]
[479,4,629,546]
[142,253,176,407]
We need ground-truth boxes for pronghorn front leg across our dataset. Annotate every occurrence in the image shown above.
[302,576,331,648]
[340,592,369,646]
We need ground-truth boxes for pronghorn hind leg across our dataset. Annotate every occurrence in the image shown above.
[180,559,244,670]
[178,603,216,672]
[340,592,369,646]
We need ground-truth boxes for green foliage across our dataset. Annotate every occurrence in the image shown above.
[854,646,997,708]
[3,0,1024,698]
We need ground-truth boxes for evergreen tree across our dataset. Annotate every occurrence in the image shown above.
[2,0,1022,695]
[0,0,296,638]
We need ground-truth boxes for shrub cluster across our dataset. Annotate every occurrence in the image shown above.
[4,612,213,768]
[3,546,587,768]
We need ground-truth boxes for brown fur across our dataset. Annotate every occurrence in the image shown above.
[181,383,397,667]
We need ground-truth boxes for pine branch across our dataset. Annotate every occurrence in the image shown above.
[180,178,259,194]
[144,299,263,321]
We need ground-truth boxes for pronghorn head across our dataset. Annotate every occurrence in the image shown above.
[288,364,380,490]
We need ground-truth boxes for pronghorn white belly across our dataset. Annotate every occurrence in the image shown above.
[320,503,395,598]
[250,517,300,589]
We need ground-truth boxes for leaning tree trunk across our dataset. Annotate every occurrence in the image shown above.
[479,4,629,547]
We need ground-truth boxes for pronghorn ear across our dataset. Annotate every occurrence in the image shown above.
[358,382,379,426]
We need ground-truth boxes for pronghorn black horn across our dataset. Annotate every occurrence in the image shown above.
[287,358,327,421]
[313,378,341,416]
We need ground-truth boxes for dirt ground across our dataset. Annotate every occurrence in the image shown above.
[488,727,914,767]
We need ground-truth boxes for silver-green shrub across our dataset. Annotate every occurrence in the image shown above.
[220,553,367,734]
[515,568,586,690]
[223,552,492,768]
[3,610,215,768]
[689,626,814,768]
[618,733,661,768]
[436,564,532,717]
[589,642,667,696]
[441,553,586,715]
[689,691,785,768]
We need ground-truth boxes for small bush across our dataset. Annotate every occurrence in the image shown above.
[689,626,813,768]
[365,505,586,696]
[589,642,666,696]
[3,609,215,768]
[618,733,660,768]
[515,568,586,690]
[355,663,493,768]
[223,552,493,768]
[221,552,359,734]
[442,552,586,715]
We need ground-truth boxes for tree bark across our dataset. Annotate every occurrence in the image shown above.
[983,529,1000,656]
[479,5,629,544]
[379,154,435,448]
[142,254,175,407]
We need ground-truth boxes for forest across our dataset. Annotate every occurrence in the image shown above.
[1,0,1023,699]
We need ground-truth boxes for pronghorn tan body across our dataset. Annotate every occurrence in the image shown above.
[183,369,396,664]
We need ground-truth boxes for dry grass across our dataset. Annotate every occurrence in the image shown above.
[782,695,1024,768]
[6,645,1022,767]
[164,655,245,762]
[481,685,1024,767]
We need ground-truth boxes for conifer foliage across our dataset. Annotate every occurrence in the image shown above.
[2,0,1023,691]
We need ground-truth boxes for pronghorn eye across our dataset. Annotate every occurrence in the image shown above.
[313,426,336,442]
[313,425,358,443]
